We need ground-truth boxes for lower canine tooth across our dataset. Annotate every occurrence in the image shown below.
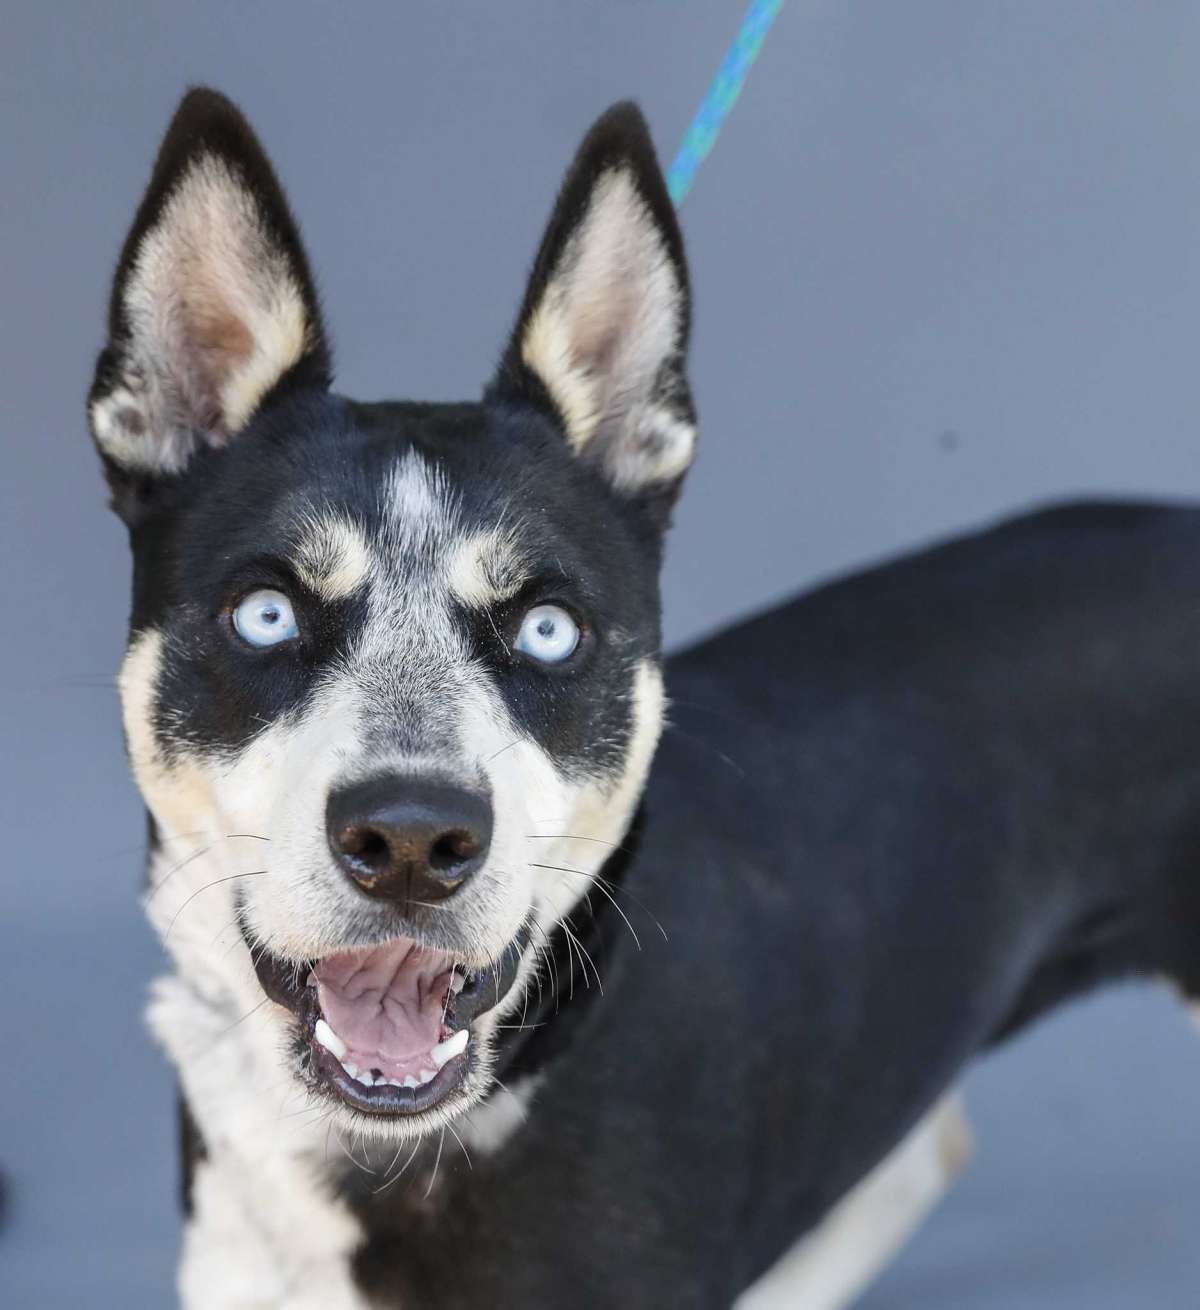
[314,1019,347,1061]
[342,1061,359,1079]
[356,1069,375,1087]
[418,1068,437,1086]
[430,1029,469,1068]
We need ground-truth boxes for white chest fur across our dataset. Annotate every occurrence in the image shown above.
[150,974,370,1309]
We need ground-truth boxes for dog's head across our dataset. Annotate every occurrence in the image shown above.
[89,90,694,1141]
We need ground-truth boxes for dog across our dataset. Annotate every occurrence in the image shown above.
[88,88,1200,1308]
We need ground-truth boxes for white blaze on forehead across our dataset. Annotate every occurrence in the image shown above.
[353,449,470,672]
[383,448,450,546]
[380,454,533,615]
[293,511,373,602]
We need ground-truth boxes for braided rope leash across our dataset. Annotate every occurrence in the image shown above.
[666,0,786,205]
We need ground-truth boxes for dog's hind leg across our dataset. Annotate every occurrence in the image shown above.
[733,1090,973,1310]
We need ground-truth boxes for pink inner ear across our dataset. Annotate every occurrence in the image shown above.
[518,168,690,488]
[192,296,254,372]
[177,289,258,439]
[92,143,319,476]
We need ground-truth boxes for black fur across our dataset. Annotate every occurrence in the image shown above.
[91,89,1200,1308]
[343,500,1200,1307]
[123,390,661,790]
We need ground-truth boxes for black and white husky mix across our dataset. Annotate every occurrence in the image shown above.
[89,89,1200,1308]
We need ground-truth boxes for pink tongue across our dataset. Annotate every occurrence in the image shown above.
[314,939,454,1077]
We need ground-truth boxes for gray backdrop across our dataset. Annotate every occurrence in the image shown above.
[4,2,1200,1305]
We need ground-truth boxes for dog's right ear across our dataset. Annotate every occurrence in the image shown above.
[88,88,329,518]
[489,102,695,516]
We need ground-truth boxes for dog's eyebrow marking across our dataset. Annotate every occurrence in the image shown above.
[293,512,373,602]
[448,528,533,609]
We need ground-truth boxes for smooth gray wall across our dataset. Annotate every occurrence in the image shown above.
[3,3,1199,1305]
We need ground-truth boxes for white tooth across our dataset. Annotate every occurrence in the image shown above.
[403,1075,419,1089]
[430,1029,469,1068]
[388,1079,404,1088]
[418,1068,437,1086]
[449,973,465,994]
[314,1020,346,1060]
[356,1069,375,1087]
[342,1061,359,1079]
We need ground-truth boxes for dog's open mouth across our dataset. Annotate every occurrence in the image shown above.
[311,942,473,1113]
[246,925,526,1117]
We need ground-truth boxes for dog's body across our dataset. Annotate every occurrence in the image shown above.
[90,90,1200,1307]
[340,501,1200,1309]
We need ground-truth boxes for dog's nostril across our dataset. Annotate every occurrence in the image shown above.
[344,827,390,869]
[430,829,479,872]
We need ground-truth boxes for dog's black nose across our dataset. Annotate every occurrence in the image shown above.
[326,776,492,906]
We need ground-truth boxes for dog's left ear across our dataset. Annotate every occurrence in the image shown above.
[88,88,330,511]
[490,102,696,508]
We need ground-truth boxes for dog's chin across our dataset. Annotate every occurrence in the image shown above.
[243,917,529,1129]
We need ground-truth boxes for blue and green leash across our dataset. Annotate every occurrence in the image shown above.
[666,0,785,205]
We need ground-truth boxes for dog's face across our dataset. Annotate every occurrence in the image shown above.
[88,91,694,1144]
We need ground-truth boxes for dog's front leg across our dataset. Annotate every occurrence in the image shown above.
[152,975,370,1310]
[178,1138,369,1310]
[180,1152,288,1309]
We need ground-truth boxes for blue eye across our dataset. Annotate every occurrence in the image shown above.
[232,589,299,648]
[515,604,580,664]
